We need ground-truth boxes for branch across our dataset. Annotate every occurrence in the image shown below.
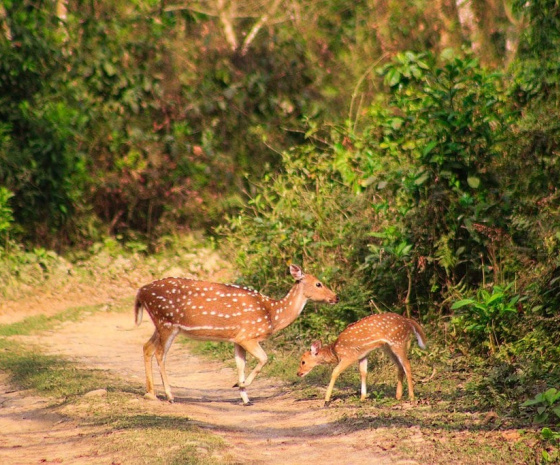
[216,0,238,52]
[0,2,12,41]
[240,0,282,56]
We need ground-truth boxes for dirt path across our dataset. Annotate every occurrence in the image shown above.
[0,309,419,465]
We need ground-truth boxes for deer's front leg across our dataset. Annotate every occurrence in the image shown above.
[324,358,354,406]
[234,343,251,405]
[359,357,368,401]
[239,340,268,387]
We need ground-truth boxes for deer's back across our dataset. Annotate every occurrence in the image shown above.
[334,313,413,359]
[137,277,273,342]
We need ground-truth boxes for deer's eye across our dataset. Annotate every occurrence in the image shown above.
[301,361,306,365]
[315,282,322,288]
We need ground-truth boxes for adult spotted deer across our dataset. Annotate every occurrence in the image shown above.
[135,264,338,405]
[297,312,426,406]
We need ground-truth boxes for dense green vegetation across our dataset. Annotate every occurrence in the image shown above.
[1,0,560,457]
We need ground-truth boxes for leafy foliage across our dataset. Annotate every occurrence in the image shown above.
[522,388,560,424]
[0,4,88,244]
[0,187,14,244]
[220,45,560,415]
[451,284,521,354]
[219,147,376,336]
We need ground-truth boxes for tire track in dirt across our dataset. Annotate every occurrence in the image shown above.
[5,311,419,465]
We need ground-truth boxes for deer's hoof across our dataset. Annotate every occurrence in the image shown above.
[144,393,159,401]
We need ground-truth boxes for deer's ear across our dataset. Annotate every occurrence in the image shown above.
[310,340,322,355]
[289,264,304,281]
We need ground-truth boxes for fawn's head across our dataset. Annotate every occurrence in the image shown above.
[297,340,327,377]
[290,264,339,304]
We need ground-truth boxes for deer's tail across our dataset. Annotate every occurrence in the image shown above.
[408,318,427,350]
[134,292,143,326]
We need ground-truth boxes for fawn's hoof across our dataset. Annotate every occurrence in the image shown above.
[144,393,159,401]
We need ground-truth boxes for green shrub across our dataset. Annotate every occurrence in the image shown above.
[522,388,560,424]
[0,187,14,245]
[219,146,378,337]
[451,283,522,354]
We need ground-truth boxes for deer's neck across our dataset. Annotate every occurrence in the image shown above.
[267,282,307,332]
[319,344,339,365]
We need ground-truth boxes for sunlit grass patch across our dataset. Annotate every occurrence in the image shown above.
[0,338,134,398]
[105,426,231,465]
[0,304,101,337]
[85,407,232,465]
[65,389,234,465]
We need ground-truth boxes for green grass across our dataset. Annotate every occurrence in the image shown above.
[0,303,127,398]
[0,304,102,337]
[0,338,130,398]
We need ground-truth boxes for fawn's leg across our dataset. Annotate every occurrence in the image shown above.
[154,326,179,402]
[325,358,354,406]
[359,357,368,401]
[392,344,415,401]
[384,345,406,400]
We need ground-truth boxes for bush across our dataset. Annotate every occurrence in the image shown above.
[219,146,377,338]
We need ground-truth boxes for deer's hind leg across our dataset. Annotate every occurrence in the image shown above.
[154,326,179,402]
[143,326,179,402]
[143,329,159,400]
[384,343,414,401]
[390,343,415,401]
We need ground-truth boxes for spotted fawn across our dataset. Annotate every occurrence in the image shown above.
[297,312,426,406]
[135,264,338,405]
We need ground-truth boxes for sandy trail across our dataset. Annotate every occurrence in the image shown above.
[1,310,417,464]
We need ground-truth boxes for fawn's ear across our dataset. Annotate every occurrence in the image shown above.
[310,340,322,356]
[289,264,304,281]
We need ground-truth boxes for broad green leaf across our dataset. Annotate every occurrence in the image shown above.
[467,176,481,189]
[451,299,476,309]
[486,293,505,305]
[414,172,430,185]
[522,398,542,407]
[422,141,438,157]
[386,69,402,87]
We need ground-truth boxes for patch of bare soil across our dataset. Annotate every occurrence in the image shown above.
[0,308,423,465]
[0,374,109,465]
